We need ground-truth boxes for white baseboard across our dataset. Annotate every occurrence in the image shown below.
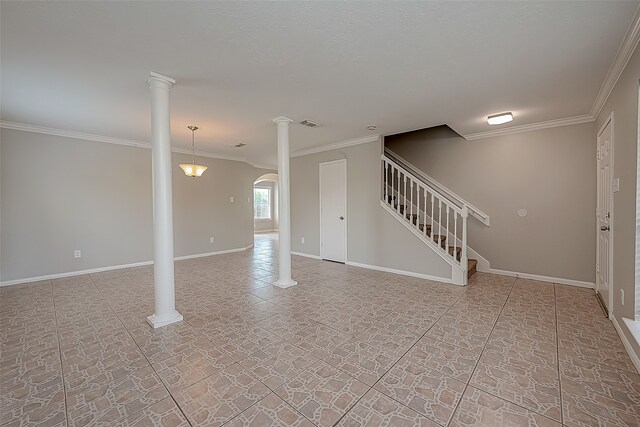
[488,268,594,289]
[345,260,453,285]
[0,245,254,287]
[613,317,640,374]
[0,261,153,287]
[292,252,454,284]
[173,245,253,261]
[291,251,322,260]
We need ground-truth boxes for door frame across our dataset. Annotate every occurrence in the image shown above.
[319,159,348,262]
[596,112,615,318]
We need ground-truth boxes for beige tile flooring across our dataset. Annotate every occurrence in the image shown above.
[2,233,639,427]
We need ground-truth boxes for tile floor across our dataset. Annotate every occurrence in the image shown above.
[2,234,639,426]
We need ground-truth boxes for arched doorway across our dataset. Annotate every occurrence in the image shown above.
[253,174,278,235]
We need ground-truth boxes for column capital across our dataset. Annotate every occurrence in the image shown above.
[148,72,176,88]
[272,116,294,125]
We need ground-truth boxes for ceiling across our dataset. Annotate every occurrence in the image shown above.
[1,1,638,168]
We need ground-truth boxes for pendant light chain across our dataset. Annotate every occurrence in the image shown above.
[188,125,199,165]
[180,125,207,177]
[191,127,195,164]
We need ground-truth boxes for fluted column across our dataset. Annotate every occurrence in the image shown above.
[147,72,183,328]
[273,116,297,288]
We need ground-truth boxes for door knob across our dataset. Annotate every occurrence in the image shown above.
[339,216,344,220]
[600,226,609,231]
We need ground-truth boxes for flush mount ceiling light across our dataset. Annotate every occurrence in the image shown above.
[179,125,208,177]
[487,112,513,125]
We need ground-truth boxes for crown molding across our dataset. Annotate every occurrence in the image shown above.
[291,134,380,158]
[462,114,594,141]
[0,120,150,148]
[0,120,248,163]
[464,7,640,141]
[249,162,277,171]
[590,5,640,119]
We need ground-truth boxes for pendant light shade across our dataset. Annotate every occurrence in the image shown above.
[179,163,207,177]
[180,125,208,177]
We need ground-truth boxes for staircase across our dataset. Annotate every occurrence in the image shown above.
[381,154,477,285]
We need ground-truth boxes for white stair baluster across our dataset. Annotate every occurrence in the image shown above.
[403,175,407,219]
[396,167,401,214]
[438,199,442,247]
[423,189,428,236]
[454,213,458,264]
[446,205,450,256]
[461,206,469,284]
[430,193,435,230]
[384,161,388,204]
[410,180,414,225]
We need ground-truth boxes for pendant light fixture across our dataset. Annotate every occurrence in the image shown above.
[179,125,208,177]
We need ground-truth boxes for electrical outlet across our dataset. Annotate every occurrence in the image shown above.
[621,289,625,305]
[301,237,305,244]
[230,196,234,203]
[209,237,215,244]
[74,250,82,258]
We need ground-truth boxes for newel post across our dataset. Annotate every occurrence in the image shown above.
[461,206,469,286]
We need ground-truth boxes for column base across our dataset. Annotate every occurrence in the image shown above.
[146,310,183,329]
[273,278,298,289]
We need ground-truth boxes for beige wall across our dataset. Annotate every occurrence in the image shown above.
[290,139,452,280]
[0,128,260,282]
[596,43,640,360]
[385,122,597,284]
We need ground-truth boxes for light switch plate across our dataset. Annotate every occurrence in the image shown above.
[612,178,620,192]
[230,196,234,203]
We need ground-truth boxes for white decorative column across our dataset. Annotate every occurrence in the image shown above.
[147,72,183,328]
[273,116,297,288]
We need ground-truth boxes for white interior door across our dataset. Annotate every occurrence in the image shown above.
[320,160,347,263]
[596,118,613,315]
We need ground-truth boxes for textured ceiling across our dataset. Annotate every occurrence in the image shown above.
[1,1,638,167]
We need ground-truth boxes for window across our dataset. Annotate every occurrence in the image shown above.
[254,188,271,220]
